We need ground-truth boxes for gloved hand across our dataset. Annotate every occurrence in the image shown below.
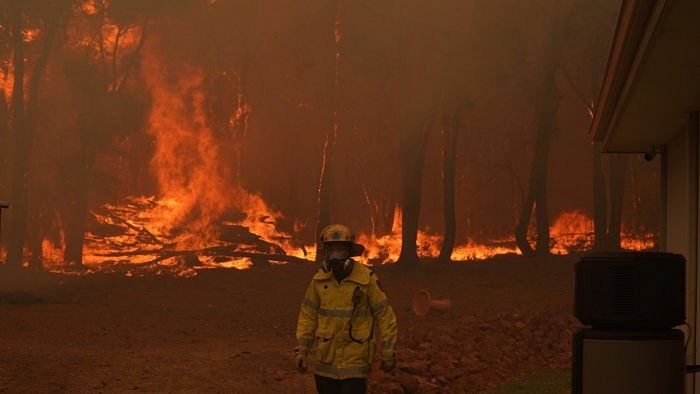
[381,356,396,372]
[294,348,308,373]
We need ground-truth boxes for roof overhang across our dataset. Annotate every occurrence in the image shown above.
[591,0,700,152]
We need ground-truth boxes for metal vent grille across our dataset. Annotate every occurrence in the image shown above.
[612,265,634,315]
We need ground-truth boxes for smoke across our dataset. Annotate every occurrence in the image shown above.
[0,0,658,271]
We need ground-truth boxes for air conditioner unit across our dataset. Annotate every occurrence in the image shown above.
[572,252,688,394]
[574,252,685,329]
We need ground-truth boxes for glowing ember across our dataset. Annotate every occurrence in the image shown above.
[550,210,595,255]
[80,0,99,15]
[0,69,14,102]
[451,239,520,261]
[23,28,40,42]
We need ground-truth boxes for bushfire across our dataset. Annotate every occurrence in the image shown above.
[0,1,658,278]
[30,201,654,277]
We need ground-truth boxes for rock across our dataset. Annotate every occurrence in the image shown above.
[401,360,430,375]
[416,376,441,393]
[430,363,446,376]
[466,362,487,374]
[272,368,285,381]
[437,332,456,346]
[444,367,462,381]
[396,373,420,394]
[381,382,404,394]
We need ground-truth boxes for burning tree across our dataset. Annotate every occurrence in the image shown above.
[2,0,71,268]
[60,0,150,268]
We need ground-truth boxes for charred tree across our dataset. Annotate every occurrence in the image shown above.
[28,209,44,269]
[6,0,72,268]
[62,113,97,268]
[438,110,460,263]
[380,197,396,237]
[607,154,628,249]
[6,3,58,267]
[592,150,628,251]
[592,142,608,249]
[5,2,25,268]
[315,125,336,261]
[591,150,628,250]
[393,27,443,267]
[397,116,435,266]
[315,0,341,261]
[61,10,149,268]
[514,1,577,258]
[515,71,559,257]
[0,88,8,257]
[0,87,7,190]
[561,0,623,251]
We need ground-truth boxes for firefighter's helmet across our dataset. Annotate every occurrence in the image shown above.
[319,224,365,257]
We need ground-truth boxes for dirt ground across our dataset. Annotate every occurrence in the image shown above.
[0,254,578,393]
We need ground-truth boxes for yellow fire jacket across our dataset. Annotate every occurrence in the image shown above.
[295,261,398,379]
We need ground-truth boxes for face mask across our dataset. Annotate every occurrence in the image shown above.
[326,247,350,262]
[325,258,349,272]
[325,242,351,261]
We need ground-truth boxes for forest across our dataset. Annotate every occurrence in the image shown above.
[0,0,658,276]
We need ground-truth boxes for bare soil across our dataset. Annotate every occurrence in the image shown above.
[0,254,578,393]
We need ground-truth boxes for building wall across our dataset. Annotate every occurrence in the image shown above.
[665,119,699,393]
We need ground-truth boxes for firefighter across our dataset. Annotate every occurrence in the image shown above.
[294,224,398,393]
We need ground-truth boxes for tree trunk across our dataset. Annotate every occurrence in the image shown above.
[397,117,435,266]
[63,139,95,267]
[438,111,459,263]
[515,75,558,257]
[592,142,608,250]
[0,89,7,262]
[607,153,628,249]
[316,126,336,248]
[0,89,8,189]
[6,5,57,268]
[61,16,149,269]
[63,197,89,267]
[315,0,341,262]
[379,198,395,237]
[515,188,536,256]
[534,121,553,256]
[232,64,251,189]
[28,210,44,269]
[6,2,27,267]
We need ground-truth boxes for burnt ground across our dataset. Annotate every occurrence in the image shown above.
[0,254,578,393]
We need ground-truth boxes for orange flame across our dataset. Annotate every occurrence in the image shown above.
[22,50,655,276]
[44,49,312,276]
[356,208,655,265]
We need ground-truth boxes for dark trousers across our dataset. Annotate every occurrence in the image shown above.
[314,374,367,394]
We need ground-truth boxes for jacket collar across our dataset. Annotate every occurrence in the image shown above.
[312,260,371,285]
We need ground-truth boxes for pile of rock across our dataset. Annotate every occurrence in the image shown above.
[370,309,579,393]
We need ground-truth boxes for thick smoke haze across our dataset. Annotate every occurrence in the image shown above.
[0,0,658,270]
[0,1,667,392]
